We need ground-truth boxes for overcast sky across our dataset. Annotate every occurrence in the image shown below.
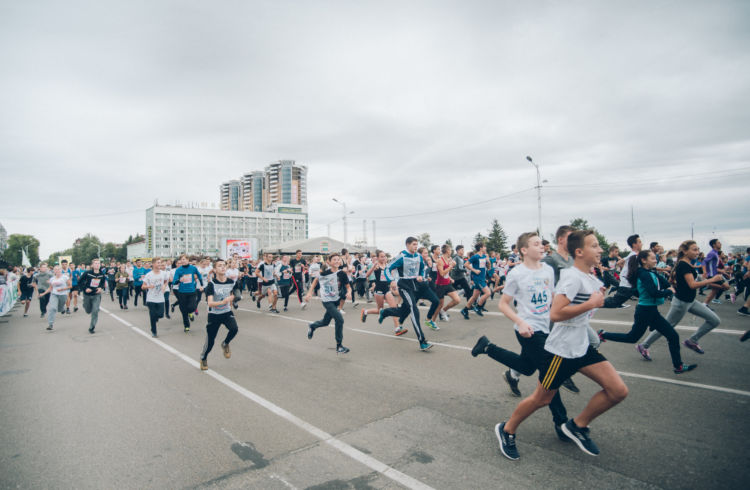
[2,0,749,258]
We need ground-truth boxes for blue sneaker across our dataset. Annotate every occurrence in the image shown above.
[495,422,519,460]
[419,342,433,351]
[561,420,600,456]
[425,320,439,331]
[307,324,315,339]
[461,308,470,320]
[473,306,484,317]
[378,310,385,324]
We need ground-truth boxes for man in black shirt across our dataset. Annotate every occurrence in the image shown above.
[289,250,308,309]
[79,258,107,333]
[18,267,35,317]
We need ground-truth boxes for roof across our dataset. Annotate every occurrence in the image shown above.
[261,236,375,255]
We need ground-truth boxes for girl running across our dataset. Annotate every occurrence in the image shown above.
[360,250,407,336]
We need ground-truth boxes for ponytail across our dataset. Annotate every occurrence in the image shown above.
[669,240,695,285]
[626,250,652,287]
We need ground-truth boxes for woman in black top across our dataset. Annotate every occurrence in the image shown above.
[639,240,722,358]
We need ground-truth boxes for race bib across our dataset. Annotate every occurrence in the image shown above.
[180,275,192,283]
[90,278,101,288]
[118,277,127,283]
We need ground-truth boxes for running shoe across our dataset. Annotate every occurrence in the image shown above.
[504,370,521,397]
[200,359,208,371]
[636,344,652,361]
[554,423,570,442]
[360,309,367,323]
[597,329,607,342]
[394,326,408,336]
[683,338,704,354]
[66,308,70,314]
[194,309,199,316]
[737,307,750,316]
[471,336,489,357]
[674,363,697,374]
[461,308,470,320]
[222,342,231,359]
[307,324,315,339]
[74,307,78,312]
[473,306,484,317]
[711,299,722,304]
[46,325,53,330]
[425,320,439,331]
[171,303,176,313]
[283,307,288,312]
[439,311,449,322]
[40,313,45,318]
[378,310,386,324]
[561,420,600,456]
[124,306,128,310]
[233,302,238,310]
[336,345,350,354]
[188,313,194,322]
[152,333,158,338]
[184,326,190,333]
[88,327,95,334]
[740,330,750,342]
[619,304,631,309]
[495,422,519,461]
[561,377,580,394]
[481,306,488,312]
[419,342,433,351]
[339,309,346,315]
[270,308,280,314]
[256,299,261,308]
[23,314,28,317]
[301,301,307,310]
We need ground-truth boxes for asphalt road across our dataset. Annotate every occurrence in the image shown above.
[1,292,749,489]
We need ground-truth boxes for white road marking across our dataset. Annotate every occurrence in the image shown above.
[100,307,435,490]
[237,307,750,397]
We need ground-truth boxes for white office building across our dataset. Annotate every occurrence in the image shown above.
[145,204,308,258]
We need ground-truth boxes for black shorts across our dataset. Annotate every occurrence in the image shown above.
[374,282,389,295]
[69,285,78,293]
[435,284,455,299]
[20,291,33,301]
[538,346,607,390]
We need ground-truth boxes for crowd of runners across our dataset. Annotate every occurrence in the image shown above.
[4,226,750,460]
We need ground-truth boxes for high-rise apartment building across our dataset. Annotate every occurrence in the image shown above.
[220,160,307,212]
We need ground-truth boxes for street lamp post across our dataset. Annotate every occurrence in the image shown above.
[526,156,542,238]
[332,198,348,245]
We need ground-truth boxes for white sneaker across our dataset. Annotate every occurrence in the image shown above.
[439,311,449,322]
[301,301,308,310]
[338,309,346,315]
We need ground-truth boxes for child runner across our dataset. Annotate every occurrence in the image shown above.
[495,230,628,460]
[32,263,53,318]
[79,258,106,334]
[18,267,35,317]
[378,237,433,351]
[290,249,308,309]
[437,244,462,321]
[132,259,147,307]
[115,265,129,309]
[471,232,570,441]
[199,259,239,370]
[172,254,204,332]
[142,258,169,337]
[256,253,279,313]
[40,265,70,330]
[598,250,697,374]
[637,240,722,359]
[462,243,491,319]
[305,253,352,354]
[360,250,406,336]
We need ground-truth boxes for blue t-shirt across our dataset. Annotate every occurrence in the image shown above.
[469,253,489,283]
[72,269,84,286]
[173,265,202,293]
[133,266,147,286]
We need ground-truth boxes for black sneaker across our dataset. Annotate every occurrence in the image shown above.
[554,423,570,442]
[561,377,580,394]
[471,336,490,357]
[256,299,261,309]
[336,345,350,354]
[307,324,315,339]
[171,304,176,313]
[504,370,521,397]
[495,422,519,461]
[561,419,600,456]
[738,307,750,317]
[674,363,697,374]
[473,306,484,317]
[88,327,95,334]
[741,330,750,342]
[270,308,279,314]
[461,308,470,320]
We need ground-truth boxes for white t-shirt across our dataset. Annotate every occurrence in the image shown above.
[143,271,168,303]
[545,267,604,359]
[502,263,555,334]
[619,251,636,288]
[197,266,212,284]
[50,275,69,296]
[309,262,321,278]
[225,267,239,284]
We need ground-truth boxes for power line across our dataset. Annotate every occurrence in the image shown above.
[0,209,143,221]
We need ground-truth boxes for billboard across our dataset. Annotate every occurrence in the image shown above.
[222,238,258,260]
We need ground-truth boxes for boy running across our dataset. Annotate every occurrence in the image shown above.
[79,258,107,333]
[495,230,628,460]
[305,253,352,354]
[199,259,239,370]
[142,258,169,337]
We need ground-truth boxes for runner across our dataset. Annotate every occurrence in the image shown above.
[76,259,104,333]
[173,254,204,332]
[309,255,322,297]
[450,245,471,300]
[32,263,53,318]
[597,249,697,374]
[115,264,130,309]
[360,250,406,335]
[637,240,722,359]
[18,267,35,317]
[39,265,71,330]
[277,255,293,311]
[603,234,642,308]
[60,259,73,314]
[703,239,730,306]
[197,258,214,314]
[305,253,352,354]
[142,257,169,337]
[199,258,240,370]
[437,244,462,321]
[132,259,147,307]
[378,237,433,351]
[256,253,279,313]
[225,259,241,310]
[461,242,491,319]
[494,230,628,460]
[162,259,172,319]
[413,246,442,331]
[106,260,117,302]
[69,262,83,313]
[290,249,308,309]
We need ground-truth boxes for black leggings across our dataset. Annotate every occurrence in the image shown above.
[292,274,305,302]
[310,301,345,345]
[486,331,568,425]
[400,281,439,321]
[147,302,165,335]
[602,304,683,368]
[453,277,471,300]
[200,313,239,360]
[381,284,425,343]
[134,285,146,306]
[279,284,292,307]
[176,291,198,328]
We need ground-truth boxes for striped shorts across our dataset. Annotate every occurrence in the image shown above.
[538,346,607,390]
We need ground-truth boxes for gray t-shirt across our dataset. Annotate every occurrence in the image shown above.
[33,271,53,291]
[542,251,574,284]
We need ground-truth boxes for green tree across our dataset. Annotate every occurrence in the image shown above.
[473,232,488,248]
[417,233,432,248]
[569,217,611,253]
[445,238,453,248]
[70,234,103,264]
[486,219,510,258]
[3,234,40,266]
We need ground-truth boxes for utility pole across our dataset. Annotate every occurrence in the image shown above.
[526,156,542,238]
[332,198,348,245]
[631,206,635,234]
